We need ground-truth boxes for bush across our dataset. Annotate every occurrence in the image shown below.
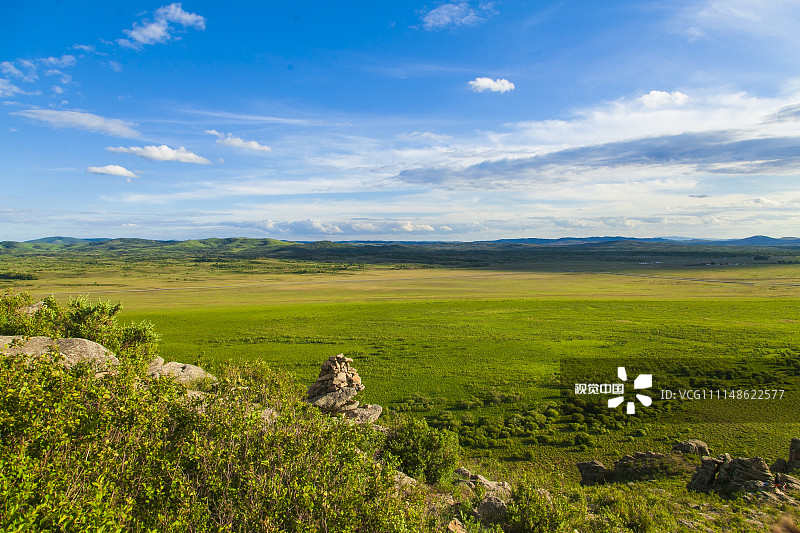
[0,292,158,363]
[0,291,430,532]
[383,414,460,484]
[573,432,593,447]
[507,478,582,533]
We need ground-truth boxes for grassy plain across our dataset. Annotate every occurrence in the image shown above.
[0,243,800,480]
[4,245,800,485]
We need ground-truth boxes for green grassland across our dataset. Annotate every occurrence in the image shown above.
[3,240,800,486]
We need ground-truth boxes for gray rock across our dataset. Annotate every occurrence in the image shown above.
[307,386,361,411]
[1,336,119,375]
[343,404,382,424]
[20,301,45,316]
[577,459,608,486]
[148,356,216,385]
[339,400,360,411]
[474,495,507,522]
[772,458,788,474]
[688,454,730,493]
[790,438,800,470]
[455,467,472,478]
[673,439,710,457]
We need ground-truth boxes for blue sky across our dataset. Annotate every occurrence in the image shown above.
[2,0,800,241]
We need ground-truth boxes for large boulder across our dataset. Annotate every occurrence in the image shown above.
[577,459,609,486]
[790,438,800,471]
[0,335,119,376]
[307,386,361,412]
[343,404,383,424]
[673,439,710,457]
[147,356,216,385]
[688,454,730,493]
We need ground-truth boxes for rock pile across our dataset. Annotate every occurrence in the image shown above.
[305,354,382,424]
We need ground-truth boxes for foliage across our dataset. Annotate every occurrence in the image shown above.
[0,291,158,362]
[0,292,430,532]
[506,478,583,533]
[383,414,461,484]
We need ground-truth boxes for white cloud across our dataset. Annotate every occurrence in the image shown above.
[39,55,76,68]
[12,109,141,137]
[0,61,24,78]
[107,61,123,72]
[118,3,206,49]
[72,44,96,53]
[421,2,496,30]
[638,90,689,108]
[468,77,515,93]
[107,144,211,164]
[52,86,63,94]
[205,129,271,152]
[0,79,23,97]
[87,164,137,178]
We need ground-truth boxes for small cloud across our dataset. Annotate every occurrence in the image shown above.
[12,109,140,137]
[52,86,63,94]
[0,79,23,97]
[39,55,77,68]
[468,77,515,93]
[689,194,710,198]
[118,3,206,49]
[73,44,96,53]
[107,144,211,164]
[87,164,138,179]
[122,223,140,227]
[0,61,24,79]
[205,129,271,152]
[638,90,689,108]
[107,61,123,72]
[420,2,496,30]
[398,131,452,142]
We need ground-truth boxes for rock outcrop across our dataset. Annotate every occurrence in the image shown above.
[453,467,512,523]
[673,439,710,457]
[0,335,119,377]
[790,438,800,471]
[305,354,382,424]
[577,459,609,486]
[148,356,217,385]
[688,454,800,495]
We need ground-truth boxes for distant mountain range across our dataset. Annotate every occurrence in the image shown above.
[13,235,800,247]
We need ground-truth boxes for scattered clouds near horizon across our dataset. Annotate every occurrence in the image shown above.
[420,2,497,30]
[468,77,515,93]
[117,3,206,49]
[205,129,271,152]
[11,109,141,137]
[86,164,137,180]
[107,144,211,164]
[232,218,440,236]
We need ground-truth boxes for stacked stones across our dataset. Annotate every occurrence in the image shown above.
[305,354,382,424]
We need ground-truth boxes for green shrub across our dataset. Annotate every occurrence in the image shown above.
[383,414,460,484]
[507,478,582,533]
[0,291,430,532]
[573,432,593,447]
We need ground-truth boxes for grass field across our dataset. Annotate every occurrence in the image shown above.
[5,251,799,484]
